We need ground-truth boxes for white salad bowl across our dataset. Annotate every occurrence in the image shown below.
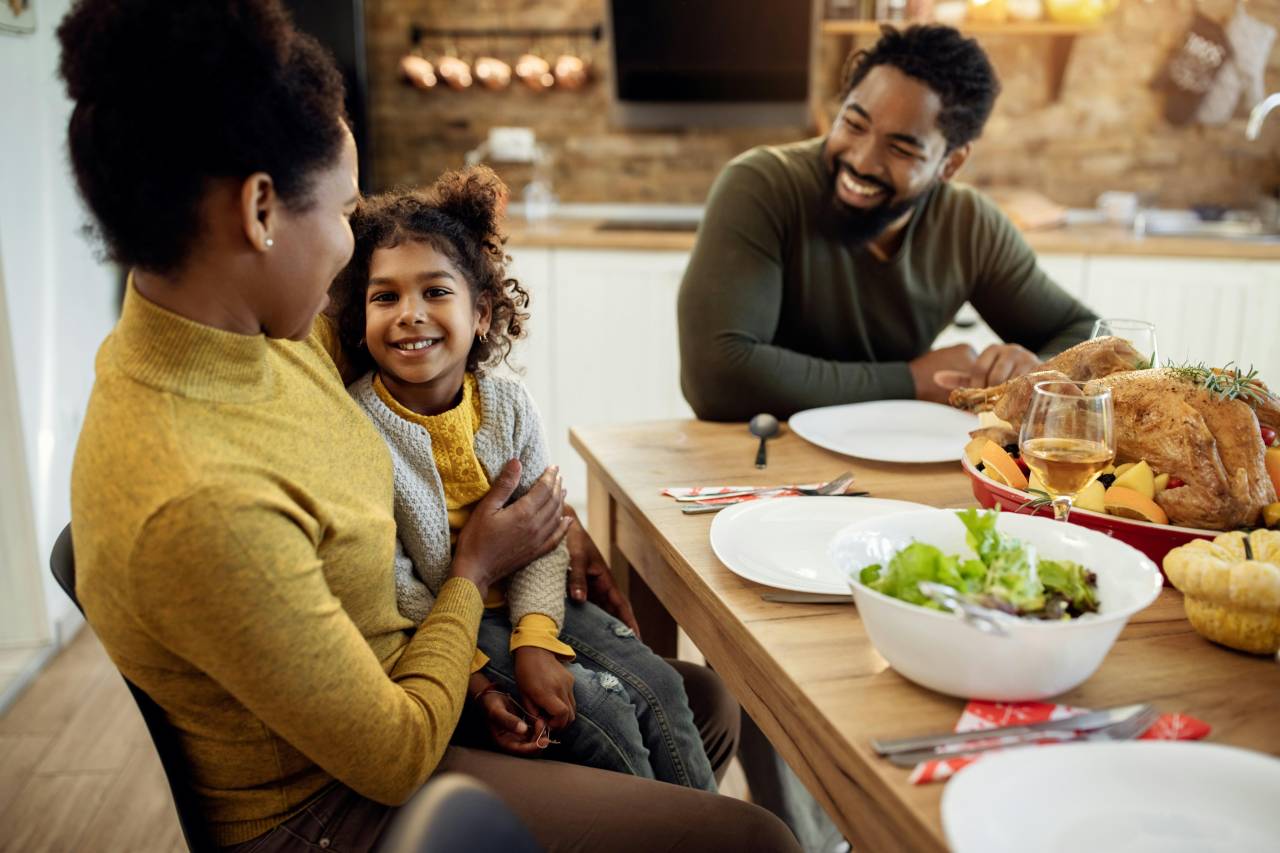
[829,509,1163,701]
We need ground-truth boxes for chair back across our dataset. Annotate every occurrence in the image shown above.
[379,774,541,853]
[50,524,217,853]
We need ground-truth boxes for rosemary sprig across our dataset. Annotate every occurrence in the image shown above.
[1015,489,1054,513]
[1165,361,1274,405]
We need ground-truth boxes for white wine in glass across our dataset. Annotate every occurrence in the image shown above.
[1019,381,1116,522]
[1091,318,1159,369]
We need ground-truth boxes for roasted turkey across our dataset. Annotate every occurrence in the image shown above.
[950,337,1280,530]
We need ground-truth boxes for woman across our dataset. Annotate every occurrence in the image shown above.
[58,1,799,850]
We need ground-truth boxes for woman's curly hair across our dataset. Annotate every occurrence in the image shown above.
[841,24,1000,152]
[56,0,348,274]
[330,166,530,378]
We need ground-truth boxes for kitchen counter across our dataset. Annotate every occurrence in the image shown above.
[505,217,1280,260]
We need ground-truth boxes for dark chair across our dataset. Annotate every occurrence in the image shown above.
[378,774,540,853]
[49,524,217,853]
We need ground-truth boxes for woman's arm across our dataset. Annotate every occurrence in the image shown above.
[129,486,481,806]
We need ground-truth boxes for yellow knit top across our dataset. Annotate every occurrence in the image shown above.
[371,373,574,663]
[71,283,483,846]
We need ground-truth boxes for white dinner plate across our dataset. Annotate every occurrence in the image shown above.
[789,400,979,464]
[942,741,1280,853]
[709,496,927,594]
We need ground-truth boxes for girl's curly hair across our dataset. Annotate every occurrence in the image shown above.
[330,166,530,378]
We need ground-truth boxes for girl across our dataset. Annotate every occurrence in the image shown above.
[331,167,716,791]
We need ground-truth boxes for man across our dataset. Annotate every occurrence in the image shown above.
[678,25,1096,421]
[680,25,1097,851]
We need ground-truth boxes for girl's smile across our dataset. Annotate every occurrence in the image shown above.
[364,240,490,415]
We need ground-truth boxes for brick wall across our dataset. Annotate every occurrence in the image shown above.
[366,0,1280,208]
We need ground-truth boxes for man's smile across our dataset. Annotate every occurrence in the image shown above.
[835,163,891,208]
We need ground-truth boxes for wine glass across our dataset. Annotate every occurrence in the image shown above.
[1019,380,1116,522]
[1091,318,1159,369]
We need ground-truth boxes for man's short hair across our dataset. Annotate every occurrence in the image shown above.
[841,25,1001,151]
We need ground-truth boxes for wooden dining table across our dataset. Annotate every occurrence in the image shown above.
[571,418,1280,853]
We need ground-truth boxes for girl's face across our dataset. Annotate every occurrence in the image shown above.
[364,240,490,413]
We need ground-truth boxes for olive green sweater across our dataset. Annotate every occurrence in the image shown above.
[678,137,1097,421]
[71,285,483,846]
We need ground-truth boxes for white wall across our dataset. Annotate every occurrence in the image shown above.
[0,3,121,642]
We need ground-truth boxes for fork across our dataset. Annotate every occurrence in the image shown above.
[884,706,1161,767]
[674,471,858,502]
[680,474,866,515]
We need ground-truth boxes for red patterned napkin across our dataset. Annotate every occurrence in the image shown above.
[908,700,1211,784]
[660,485,818,507]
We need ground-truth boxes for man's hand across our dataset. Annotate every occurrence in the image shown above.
[468,673,543,756]
[908,344,977,404]
[513,647,576,731]
[934,343,1042,392]
[563,506,641,639]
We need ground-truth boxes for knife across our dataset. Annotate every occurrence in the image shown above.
[681,492,871,514]
[761,592,853,605]
[872,703,1152,759]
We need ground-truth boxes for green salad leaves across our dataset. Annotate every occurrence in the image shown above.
[857,509,1099,619]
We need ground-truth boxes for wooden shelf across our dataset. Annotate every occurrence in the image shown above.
[821,19,1099,36]
[821,19,1102,102]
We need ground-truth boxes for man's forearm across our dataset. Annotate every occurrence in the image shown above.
[1036,316,1097,359]
[681,334,915,421]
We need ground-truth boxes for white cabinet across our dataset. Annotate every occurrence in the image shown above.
[507,248,694,506]
[1082,257,1270,372]
[501,248,554,415]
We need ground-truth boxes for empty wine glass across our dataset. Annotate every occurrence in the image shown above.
[1091,318,1159,369]
[1019,380,1116,522]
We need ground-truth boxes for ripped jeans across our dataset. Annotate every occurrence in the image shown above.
[469,601,717,792]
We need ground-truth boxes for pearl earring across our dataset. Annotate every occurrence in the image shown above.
[264,238,274,248]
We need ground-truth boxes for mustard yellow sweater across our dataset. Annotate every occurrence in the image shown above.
[70,284,483,846]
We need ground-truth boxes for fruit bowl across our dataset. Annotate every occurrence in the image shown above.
[963,456,1216,576]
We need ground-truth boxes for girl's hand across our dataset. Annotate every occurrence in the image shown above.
[450,460,570,597]
[513,647,576,731]
[468,674,544,756]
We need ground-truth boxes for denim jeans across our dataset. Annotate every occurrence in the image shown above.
[473,601,716,792]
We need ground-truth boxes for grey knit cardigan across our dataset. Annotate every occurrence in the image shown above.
[350,372,568,627]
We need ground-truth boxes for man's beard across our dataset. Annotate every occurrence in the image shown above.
[827,163,930,247]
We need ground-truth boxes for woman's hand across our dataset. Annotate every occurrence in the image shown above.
[513,647,576,731]
[468,674,544,756]
[563,506,641,639]
[450,460,570,598]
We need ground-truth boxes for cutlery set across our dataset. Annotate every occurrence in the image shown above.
[872,703,1159,767]
[678,471,868,514]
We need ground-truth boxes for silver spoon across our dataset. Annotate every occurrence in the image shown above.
[749,414,779,469]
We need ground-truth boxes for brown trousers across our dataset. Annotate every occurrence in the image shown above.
[224,661,800,852]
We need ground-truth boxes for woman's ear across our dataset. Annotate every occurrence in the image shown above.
[240,172,278,252]
[939,143,971,182]
[475,294,493,338]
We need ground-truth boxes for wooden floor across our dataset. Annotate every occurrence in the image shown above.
[0,628,184,853]
[1,628,749,852]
